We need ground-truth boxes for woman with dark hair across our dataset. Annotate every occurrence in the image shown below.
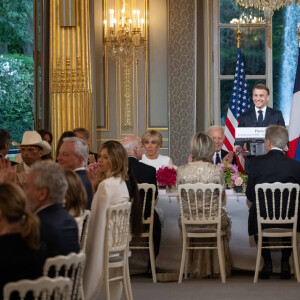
[55,131,77,161]
[177,132,232,279]
[0,183,44,297]
[63,169,87,239]
[83,141,141,300]
[38,129,53,160]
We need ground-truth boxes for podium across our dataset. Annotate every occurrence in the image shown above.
[235,127,267,156]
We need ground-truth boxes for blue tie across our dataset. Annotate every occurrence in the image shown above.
[215,152,221,165]
[258,110,263,126]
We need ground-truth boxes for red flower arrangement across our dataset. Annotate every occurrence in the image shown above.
[156,166,177,186]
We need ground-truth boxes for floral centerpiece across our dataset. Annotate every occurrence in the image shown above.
[156,165,177,192]
[217,162,247,193]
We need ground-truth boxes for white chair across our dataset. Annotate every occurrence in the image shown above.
[103,202,133,300]
[130,183,157,283]
[80,210,91,252]
[3,276,72,300]
[43,252,86,300]
[254,182,300,283]
[178,183,226,283]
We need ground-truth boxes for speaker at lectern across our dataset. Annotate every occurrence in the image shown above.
[235,127,267,156]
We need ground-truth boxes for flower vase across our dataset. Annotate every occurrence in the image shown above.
[234,185,243,193]
[166,185,176,193]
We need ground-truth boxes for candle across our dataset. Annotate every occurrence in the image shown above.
[132,10,136,28]
[141,19,145,37]
[129,19,132,37]
[104,19,107,38]
[113,18,116,36]
[109,9,114,28]
[137,10,140,29]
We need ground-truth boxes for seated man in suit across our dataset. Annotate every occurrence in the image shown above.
[121,135,161,274]
[73,127,98,164]
[246,125,300,280]
[22,160,79,258]
[57,137,93,209]
[207,125,237,165]
[233,83,285,172]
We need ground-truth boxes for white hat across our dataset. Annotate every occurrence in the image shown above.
[12,131,52,156]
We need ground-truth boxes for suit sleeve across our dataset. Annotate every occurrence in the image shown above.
[245,161,255,203]
[277,110,285,127]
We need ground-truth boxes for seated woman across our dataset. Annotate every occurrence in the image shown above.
[141,130,172,170]
[0,183,44,297]
[63,169,87,240]
[177,132,232,279]
[83,141,141,300]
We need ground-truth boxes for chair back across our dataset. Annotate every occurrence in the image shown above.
[3,276,71,300]
[138,183,156,225]
[105,202,132,254]
[255,182,300,232]
[43,252,86,300]
[178,183,223,230]
[80,209,91,252]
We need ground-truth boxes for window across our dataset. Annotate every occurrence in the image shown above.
[212,0,300,126]
[0,0,34,143]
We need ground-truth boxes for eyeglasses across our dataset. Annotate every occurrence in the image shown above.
[19,146,41,152]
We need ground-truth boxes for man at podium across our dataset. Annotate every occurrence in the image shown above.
[233,83,285,170]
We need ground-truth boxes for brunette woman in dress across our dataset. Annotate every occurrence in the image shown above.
[64,169,87,240]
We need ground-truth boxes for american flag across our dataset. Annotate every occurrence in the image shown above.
[287,47,300,161]
[223,48,250,173]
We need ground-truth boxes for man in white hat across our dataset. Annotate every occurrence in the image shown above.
[13,131,51,185]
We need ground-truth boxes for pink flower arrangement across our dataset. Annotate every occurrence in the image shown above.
[156,165,177,186]
[217,162,247,188]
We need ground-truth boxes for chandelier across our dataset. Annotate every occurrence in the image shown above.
[103,1,146,59]
[236,0,300,17]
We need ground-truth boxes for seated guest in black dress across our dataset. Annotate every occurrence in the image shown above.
[23,161,79,258]
[0,183,44,298]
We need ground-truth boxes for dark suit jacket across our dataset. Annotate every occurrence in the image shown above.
[238,106,285,128]
[246,150,300,235]
[221,149,237,166]
[128,157,158,217]
[37,204,79,258]
[76,169,93,210]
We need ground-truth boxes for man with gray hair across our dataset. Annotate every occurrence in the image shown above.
[23,160,79,258]
[57,137,93,209]
[207,125,236,165]
[246,125,300,280]
[121,135,161,276]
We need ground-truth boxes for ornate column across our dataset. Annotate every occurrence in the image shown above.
[50,0,92,153]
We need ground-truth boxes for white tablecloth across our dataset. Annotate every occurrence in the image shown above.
[155,189,292,273]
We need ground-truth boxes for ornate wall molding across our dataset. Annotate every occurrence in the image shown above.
[169,0,196,165]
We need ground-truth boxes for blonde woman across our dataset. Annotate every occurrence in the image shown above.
[177,132,232,279]
[0,183,44,296]
[141,130,172,170]
[83,141,141,300]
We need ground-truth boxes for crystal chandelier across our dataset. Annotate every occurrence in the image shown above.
[236,0,300,17]
[104,1,146,59]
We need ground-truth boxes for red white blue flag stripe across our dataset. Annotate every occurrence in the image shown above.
[287,47,300,161]
[223,48,251,173]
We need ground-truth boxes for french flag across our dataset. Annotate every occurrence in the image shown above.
[287,47,300,161]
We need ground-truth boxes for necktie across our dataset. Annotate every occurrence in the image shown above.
[215,152,221,165]
[258,110,263,126]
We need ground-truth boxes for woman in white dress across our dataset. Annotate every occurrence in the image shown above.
[63,169,87,240]
[140,130,172,170]
[83,141,141,300]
